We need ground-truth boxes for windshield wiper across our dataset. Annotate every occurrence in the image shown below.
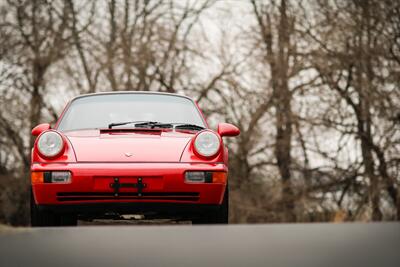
[173,123,205,131]
[108,121,205,131]
[134,121,173,129]
[108,121,157,129]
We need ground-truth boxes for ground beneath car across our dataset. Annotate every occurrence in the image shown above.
[78,218,191,225]
[0,222,399,267]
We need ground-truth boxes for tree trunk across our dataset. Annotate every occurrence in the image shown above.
[29,60,45,149]
[106,0,118,91]
[357,0,382,221]
[274,0,296,222]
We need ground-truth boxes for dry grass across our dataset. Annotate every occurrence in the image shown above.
[0,223,27,234]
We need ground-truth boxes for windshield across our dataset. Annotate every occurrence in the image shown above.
[57,93,206,131]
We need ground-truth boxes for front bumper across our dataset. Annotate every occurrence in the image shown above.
[31,162,227,208]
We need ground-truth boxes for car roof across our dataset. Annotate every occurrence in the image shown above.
[70,91,194,102]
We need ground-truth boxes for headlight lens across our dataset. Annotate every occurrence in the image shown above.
[37,131,64,157]
[194,131,220,157]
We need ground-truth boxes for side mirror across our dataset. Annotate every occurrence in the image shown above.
[31,123,51,136]
[217,123,240,137]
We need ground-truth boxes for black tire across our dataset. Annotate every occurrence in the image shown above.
[31,189,78,227]
[193,186,229,224]
[30,189,59,227]
[59,214,78,226]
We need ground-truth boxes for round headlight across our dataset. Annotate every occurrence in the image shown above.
[194,131,221,157]
[37,131,64,157]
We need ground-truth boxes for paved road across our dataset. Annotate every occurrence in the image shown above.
[0,223,399,267]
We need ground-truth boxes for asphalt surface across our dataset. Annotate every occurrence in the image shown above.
[0,222,399,267]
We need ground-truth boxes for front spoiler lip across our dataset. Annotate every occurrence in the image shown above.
[38,202,220,216]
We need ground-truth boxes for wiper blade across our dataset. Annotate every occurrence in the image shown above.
[173,123,205,131]
[134,121,173,129]
[108,121,156,129]
[108,121,205,131]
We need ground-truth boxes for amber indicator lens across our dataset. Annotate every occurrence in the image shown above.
[31,172,44,184]
[212,172,227,184]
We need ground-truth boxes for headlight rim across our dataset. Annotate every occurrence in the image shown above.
[36,130,65,159]
[193,130,221,158]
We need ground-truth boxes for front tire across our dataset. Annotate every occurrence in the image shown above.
[193,186,229,224]
[31,189,58,227]
[59,214,78,226]
[30,189,77,227]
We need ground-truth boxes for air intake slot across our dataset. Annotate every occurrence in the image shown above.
[56,192,200,202]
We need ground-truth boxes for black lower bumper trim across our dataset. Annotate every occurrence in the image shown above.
[56,192,200,202]
[57,196,199,202]
[38,202,220,217]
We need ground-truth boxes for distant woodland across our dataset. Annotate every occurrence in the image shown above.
[0,0,399,225]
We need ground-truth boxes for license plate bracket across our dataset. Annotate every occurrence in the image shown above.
[110,177,147,197]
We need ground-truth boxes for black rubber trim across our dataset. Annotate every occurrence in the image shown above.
[44,172,52,183]
[57,192,199,197]
[56,192,200,202]
[57,196,199,202]
[37,202,220,216]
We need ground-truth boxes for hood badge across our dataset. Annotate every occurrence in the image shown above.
[124,152,133,157]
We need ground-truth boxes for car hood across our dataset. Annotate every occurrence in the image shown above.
[64,130,194,162]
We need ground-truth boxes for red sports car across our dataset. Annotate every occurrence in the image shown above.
[30,92,239,226]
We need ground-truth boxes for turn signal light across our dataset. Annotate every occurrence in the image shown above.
[185,171,227,184]
[31,172,44,184]
[31,171,71,184]
[44,171,71,183]
[212,172,227,183]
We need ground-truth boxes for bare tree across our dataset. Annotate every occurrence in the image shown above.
[307,0,400,220]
